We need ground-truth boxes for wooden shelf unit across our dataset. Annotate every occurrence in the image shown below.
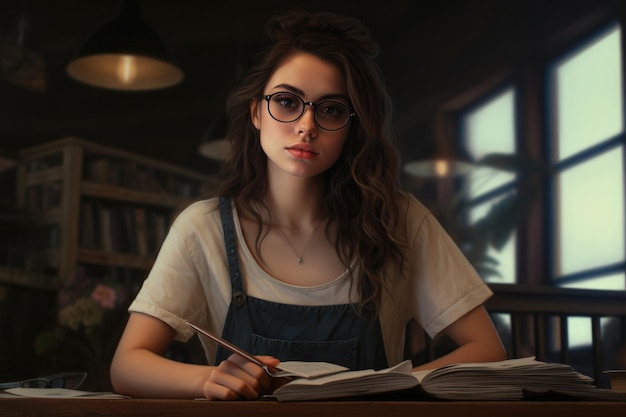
[9,137,219,288]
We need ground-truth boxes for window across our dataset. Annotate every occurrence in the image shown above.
[548,23,625,291]
[451,16,624,373]
[457,22,624,290]
[461,88,517,284]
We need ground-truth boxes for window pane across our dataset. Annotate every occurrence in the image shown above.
[561,273,626,290]
[567,317,591,348]
[556,148,625,276]
[562,278,626,347]
[490,313,512,354]
[565,316,613,349]
[554,26,623,161]
[463,89,516,197]
[469,198,516,283]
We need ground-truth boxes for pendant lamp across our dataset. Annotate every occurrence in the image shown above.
[403,112,474,178]
[403,137,474,177]
[66,0,183,91]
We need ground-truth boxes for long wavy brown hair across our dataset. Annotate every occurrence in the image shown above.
[218,11,410,313]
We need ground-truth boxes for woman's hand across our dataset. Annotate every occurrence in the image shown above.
[203,354,280,400]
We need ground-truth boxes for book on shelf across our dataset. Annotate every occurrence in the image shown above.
[267,356,626,402]
[87,157,119,186]
[150,211,168,252]
[80,201,96,249]
[80,202,169,257]
[98,206,113,252]
[25,182,62,211]
[133,207,149,256]
[119,205,137,254]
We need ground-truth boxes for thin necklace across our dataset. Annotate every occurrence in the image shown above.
[277,220,324,265]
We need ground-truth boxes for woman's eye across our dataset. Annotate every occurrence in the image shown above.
[274,95,298,109]
[324,106,339,115]
[320,103,347,117]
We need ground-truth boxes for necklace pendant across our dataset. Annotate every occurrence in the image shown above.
[297,257,304,265]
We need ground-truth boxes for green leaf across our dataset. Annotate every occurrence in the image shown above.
[34,328,66,356]
[478,153,548,175]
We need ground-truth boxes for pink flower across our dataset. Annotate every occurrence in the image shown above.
[90,284,117,309]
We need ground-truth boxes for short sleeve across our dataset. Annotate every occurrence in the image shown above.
[128,199,232,343]
[407,198,492,338]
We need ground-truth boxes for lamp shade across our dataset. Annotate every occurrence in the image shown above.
[403,138,474,177]
[198,112,230,160]
[403,113,475,178]
[66,0,183,91]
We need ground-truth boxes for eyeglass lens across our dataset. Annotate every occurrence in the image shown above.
[265,92,352,131]
[17,372,86,389]
[21,379,50,388]
[62,372,87,389]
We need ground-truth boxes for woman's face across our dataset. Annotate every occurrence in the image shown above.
[251,52,351,180]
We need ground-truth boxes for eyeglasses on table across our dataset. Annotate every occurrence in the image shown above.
[0,372,87,390]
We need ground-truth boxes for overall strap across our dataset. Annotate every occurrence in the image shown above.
[218,197,246,307]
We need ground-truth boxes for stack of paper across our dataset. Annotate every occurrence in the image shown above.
[271,357,626,402]
[413,356,597,400]
[270,361,418,401]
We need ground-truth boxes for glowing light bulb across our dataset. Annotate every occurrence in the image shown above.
[434,160,450,177]
[117,55,138,85]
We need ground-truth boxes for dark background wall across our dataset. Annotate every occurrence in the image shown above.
[0,0,620,176]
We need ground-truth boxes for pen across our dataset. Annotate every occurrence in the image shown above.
[186,321,267,369]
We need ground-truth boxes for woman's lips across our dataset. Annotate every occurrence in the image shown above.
[286,144,318,159]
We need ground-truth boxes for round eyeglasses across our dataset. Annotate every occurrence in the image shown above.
[0,372,87,390]
[261,92,355,131]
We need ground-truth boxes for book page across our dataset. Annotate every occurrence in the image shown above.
[275,360,414,387]
[407,356,625,401]
[4,388,128,399]
[269,360,418,401]
[273,361,349,378]
[411,356,539,382]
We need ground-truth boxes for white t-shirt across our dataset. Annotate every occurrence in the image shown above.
[129,196,492,366]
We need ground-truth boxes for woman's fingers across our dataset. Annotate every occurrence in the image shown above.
[256,355,280,365]
[203,353,276,400]
[204,367,259,400]
[230,353,282,392]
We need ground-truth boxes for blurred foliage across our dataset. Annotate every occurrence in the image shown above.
[431,153,550,280]
[33,270,134,390]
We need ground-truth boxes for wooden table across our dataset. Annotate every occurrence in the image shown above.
[1,397,625,417]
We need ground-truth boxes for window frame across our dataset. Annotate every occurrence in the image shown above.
[544,20,626,288]
[457,85,521,284]
[445,16,625,289]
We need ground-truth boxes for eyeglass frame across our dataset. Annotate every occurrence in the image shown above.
[260,91,356,131]
[0,372,87,390]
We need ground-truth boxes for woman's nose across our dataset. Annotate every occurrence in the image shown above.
[297,106,318,137]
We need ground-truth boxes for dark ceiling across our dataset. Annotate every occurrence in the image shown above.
[0,0,622,176]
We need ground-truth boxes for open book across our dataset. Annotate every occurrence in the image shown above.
[186,322,626,402]
[269,357,626,402]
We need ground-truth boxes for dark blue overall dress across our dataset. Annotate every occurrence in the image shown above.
[215,197,388,370]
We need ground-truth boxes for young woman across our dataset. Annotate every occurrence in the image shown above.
[110,10,506,400]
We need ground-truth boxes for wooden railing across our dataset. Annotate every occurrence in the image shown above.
[484,283,626,387]
[410,284,626,388]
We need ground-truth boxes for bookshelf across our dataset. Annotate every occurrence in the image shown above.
[3,137,219,289]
